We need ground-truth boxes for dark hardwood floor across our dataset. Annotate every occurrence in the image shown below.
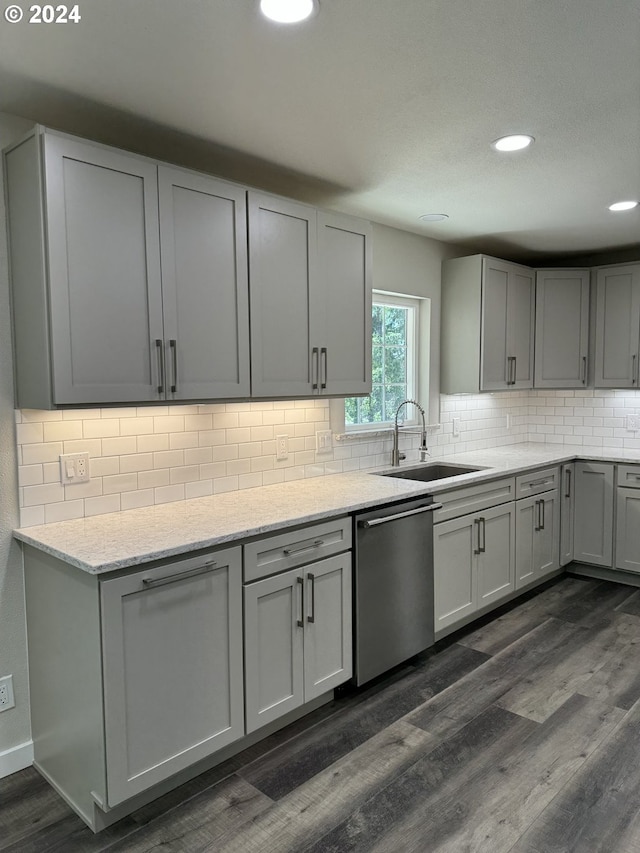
[5,575,640,852]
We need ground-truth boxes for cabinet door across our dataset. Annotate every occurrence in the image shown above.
[615,488,640,573]
[573,462,614,566]
[480,258,509,390]
[536,491,560,577]
[244,568,304,733]
[100,548,244,806]
[248,192,318,397]
[158,167,250,400]
[560,464,575,566]
[515,495,538,589]
[43,134,164,404]
[434,515,477,631]
[303,554,352,700]
[476,503,515,608]
[535,271,590,388]
[507,266,535,388]
[594,265,640,388]
[316,212,372,396]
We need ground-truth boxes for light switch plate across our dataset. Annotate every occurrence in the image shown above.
[316,430,333,453]
[60,452,90,484]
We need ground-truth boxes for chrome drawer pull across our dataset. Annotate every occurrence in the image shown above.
[284,538,325,556]
[142,561,216,589]
[527,478,552,488]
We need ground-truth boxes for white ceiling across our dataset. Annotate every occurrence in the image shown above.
[0,0,638,261]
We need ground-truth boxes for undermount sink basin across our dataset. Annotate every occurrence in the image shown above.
[379,463,485,482]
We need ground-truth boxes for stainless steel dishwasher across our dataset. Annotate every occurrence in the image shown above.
[353,496,442,685]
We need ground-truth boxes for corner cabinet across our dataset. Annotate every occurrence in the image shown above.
[594,264,640,388]
[534,270,590,388]
[573,461,614,566]
[441,255,534,393]
[248,192,371,399]
[5,128,251,407]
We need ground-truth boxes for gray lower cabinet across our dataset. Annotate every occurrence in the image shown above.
[515,491,560,588]
[248,192,371,399]
[594,264,640,388]
[434,501,515,633]
[100,548,244,806]
[23,544,244,831]
[5,128,251,407]
[244,552,352,733]
[441,254,534,393]
[573,461,614,566]
[534,270,590,388]
[560,463,575,566]
[615,465,640,573]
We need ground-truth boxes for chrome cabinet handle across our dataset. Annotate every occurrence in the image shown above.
[155,339,165,394]
[358,503,444,528]
[142,561,216,589]
[283,538,325,556]
[581,356,587,384]
[312,347,319,390]
[534,499,541,531]
[307,572,315,623]
[633,354,637,385]
[506,356,515,386]
[473,518,481,555]
[296,576,304,628]
[320,347,328,390]
[540,498,546,530]
[479,516,486,553]
[511,357,517,385]
[565,468,572,499]
[169,339,178,393]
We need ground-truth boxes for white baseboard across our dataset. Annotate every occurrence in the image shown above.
[0,740,34,778]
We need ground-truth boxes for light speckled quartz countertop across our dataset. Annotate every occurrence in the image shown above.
[14,443,640,574]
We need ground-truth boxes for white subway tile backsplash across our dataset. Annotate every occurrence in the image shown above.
[17,390,640,526]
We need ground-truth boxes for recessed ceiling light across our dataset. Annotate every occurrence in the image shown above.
[491,134,535,152]
[608,200,639,212]
[259,0,317,23]
[419,213,449,222]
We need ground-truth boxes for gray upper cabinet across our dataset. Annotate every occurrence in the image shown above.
[441,255,534,393]
[316,212,372,396]
[248,193,371,398]
[158,166,250,400]
[594,264,640,388]
[7,129,165,407]
[5,128,251,407]
[535,270,590,388]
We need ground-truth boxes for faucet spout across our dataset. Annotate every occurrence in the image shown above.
[392,399,429,466]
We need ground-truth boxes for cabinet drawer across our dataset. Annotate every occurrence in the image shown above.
[433,477,515,523]
[244,517,351,582]
[617,465,640,488]
[515,466,559,497]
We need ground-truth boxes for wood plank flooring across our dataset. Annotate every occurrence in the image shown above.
[5,575,640,852]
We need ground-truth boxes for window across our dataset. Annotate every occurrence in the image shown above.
[344,293,420,429]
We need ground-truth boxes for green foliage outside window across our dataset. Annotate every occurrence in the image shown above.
[345,303,410,426]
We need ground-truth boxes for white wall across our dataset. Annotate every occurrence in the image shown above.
[0,112,35,770]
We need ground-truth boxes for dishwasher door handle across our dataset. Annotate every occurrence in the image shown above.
[358,503,443,528]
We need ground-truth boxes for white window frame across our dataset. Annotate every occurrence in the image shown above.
[332,291,422,434]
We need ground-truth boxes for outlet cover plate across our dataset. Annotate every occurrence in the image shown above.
[60,452,90,484]
[0,675,15,712]
[627,414,640,431]
[316,430,333,453]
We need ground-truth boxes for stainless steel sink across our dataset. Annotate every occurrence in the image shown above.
[378,463,485,482]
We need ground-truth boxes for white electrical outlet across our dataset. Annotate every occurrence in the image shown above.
[452,417,461,437]
[627,414,640,431]
[316,429,333,453]
[60,452,90,484]
[506,413,511,430]
[276,434,289,461]
[0,675,15,712]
